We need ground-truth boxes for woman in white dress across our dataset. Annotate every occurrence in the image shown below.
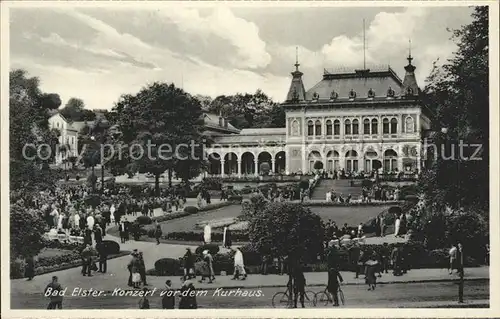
[394,215,401,237]
[203,224,212,244]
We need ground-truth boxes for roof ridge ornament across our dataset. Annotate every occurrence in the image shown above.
[330,90,339,101]
[349,89,357,99]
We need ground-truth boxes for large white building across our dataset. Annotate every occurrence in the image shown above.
[204,54,431,177]
[48,113,79,164]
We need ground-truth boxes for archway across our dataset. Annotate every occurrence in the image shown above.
[326,150,340,172]
[308,151,322,173]
[364,150,379,172]
[224,152,238,175]
[207,153,221,176]
[241,152,255,176]
[257,151,272,175]
[345,150,359,172]
[275,151,286,174]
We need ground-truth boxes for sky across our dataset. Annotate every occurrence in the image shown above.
[9,5,475,110]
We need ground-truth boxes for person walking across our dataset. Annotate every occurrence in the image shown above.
[127,250,138,287]
[45,276,63,309]
[161,280,175,309]
[119,220,127,244]
[179,278,197,309]
[81,244,94,277]
[154,224,163,245]
[94,224,103,245]
[183,248,195,280]
[138,252,148,286]
[291,262,306,308]
[449,244,457,274]
[23,255,35,281]
[232,247,247,280]
[97,242,108,273]
[364,251,379,291]
[327,267,344,307]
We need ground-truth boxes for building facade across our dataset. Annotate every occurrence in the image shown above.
[205,55,431,177]
[48,113,79,164]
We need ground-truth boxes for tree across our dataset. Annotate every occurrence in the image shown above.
[10,203,46,259]
[111,82,204,194]
[59,97,96,122]
[420,7,488,213]
[9,69,62,192]
[248,202,324,264]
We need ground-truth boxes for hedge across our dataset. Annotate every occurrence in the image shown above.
[98,240,121,255]
[154,258,182,276]
[184,206,199,214]
[136,215,153,225]
[195,244,220,255]
[158,231,249,242]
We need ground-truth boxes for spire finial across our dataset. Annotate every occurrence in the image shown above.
[294,46,300,71]
[407,38,413,65]
[363,19,366,70]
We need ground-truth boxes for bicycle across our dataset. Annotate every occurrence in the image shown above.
[314,286,345,307]
[271,285,316,308]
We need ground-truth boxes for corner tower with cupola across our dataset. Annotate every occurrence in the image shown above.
[283,50,431,175]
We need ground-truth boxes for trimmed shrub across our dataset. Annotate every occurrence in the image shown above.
[136,215,152,225]
[10,259,25,279]
[154,258,182,276]
[228,195,243,203]
[195,244,220,255]
[404,195,419,202]
[184,206,199,214]
[99,240,121,255]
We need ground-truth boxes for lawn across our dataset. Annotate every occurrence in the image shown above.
[309,205,393,226]
[151,204,392,235]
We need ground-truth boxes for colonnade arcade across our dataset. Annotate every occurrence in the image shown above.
[304,146,414,173]
[207,149,286,177]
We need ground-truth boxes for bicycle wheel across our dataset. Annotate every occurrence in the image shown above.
[314,291,330,307]
[272,292,291,308]
[339,288,345,305]
[304,290,316,308]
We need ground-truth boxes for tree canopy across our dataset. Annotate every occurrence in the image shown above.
[10,69,62,191]
[202,89,285,129]
[110,82,205,193]
[248,202,324,264]
[419,7,489,213]
[59,97,96,122]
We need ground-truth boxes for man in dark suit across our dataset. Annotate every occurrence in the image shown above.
[94,224,103,245]
[97,243,108,273]
[162,280,175,309]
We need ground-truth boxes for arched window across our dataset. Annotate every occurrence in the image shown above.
[383,118,390,134]
[352,119,359,135]
[405,117,415,133]
[326,120,333,136]
[371,118,378,135]
[315,120,322,136]
[345,119,351,135]
[307,120,314,136]
[334,120,340,136]
[363,119,370,135]
[390,118,398,134]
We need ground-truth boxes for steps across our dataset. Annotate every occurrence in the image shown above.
[311,179,363,200]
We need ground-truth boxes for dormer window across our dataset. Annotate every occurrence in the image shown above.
[330,90,338,100]
[349,89,357,99]
[406,87,414,95]
[313,92,320,101]
[387,87,395,98]
[368,88,375,98]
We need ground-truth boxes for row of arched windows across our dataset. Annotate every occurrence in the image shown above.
[305,117,406,136]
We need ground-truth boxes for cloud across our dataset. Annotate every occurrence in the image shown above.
[158,7,271,69]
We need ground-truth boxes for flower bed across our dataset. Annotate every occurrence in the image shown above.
[195,217,237,230]
[147,230,250,242]
[11,248,130,279]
